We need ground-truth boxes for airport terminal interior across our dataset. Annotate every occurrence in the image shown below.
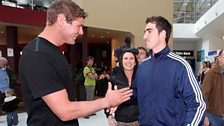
[0,0,224,125]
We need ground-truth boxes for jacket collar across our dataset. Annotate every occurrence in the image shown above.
[150,45,170,60]
[212,62,222,74]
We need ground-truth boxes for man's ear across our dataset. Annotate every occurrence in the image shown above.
[57,14,66,26]
[160,30,166,40]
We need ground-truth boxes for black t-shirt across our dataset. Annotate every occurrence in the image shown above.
[19,37,78,126]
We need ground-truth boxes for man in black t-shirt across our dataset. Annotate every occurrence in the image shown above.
[19,0,133,126]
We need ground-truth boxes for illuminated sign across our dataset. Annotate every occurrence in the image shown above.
[173,50,194,56]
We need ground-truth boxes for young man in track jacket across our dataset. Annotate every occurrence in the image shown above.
[134,16,206,126]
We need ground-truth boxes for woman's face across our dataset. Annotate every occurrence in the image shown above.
[122,52,136,71]
[202,62,207,68]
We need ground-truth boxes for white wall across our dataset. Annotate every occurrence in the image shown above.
[173,41,195,50]
[173,24,198,39]
[209,35,224,51]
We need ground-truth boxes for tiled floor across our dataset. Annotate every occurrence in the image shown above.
[0,110,109,126]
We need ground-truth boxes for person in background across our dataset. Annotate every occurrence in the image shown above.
[134,16,206,125]
[83,56,98,118]
[206,61,211,69]
[0,57,16,109]
[107,48,139,126]
[2,89,19,126]
[136,47,149,64]
[198,61,210,84]
[19,0,133,126]
[99,69,110,80]
[0,57,10,106]
[111,47,123,75]
[202,49,224,126]
[95,69,109,97]
[0,57,17,90]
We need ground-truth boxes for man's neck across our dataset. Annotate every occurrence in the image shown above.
[38,26,63,47]
[152,42,166,54]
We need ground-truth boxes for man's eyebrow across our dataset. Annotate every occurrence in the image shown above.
[144,28,152,33]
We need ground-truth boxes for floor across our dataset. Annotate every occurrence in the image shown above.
[0,110,109,126]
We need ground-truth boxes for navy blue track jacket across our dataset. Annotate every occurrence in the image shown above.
[135,46,206,126]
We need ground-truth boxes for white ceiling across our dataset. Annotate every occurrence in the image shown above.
[196,12,224,38]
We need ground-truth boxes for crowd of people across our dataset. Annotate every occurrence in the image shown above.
[1,0,223,126]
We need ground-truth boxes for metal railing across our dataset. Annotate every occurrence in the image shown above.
[1,0,54,11]
[173,0,219,23]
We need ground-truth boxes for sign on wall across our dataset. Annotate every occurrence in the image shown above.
[197,50,205,62]
[7,48,14,57]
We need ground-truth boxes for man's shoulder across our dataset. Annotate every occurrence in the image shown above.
[83,66,91,74]
[207,66,219,74]
[167,52,190,66]
[84,66,89,70]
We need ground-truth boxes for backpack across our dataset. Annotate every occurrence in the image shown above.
[75,67,91,85]
[75,68,85,85]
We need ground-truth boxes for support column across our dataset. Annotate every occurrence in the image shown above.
[82,26,88,65]
[70,45,76,75]
[6,26,19,74]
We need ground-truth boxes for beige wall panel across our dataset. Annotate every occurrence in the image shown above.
[72,0,84,8]
[82,0,173,48]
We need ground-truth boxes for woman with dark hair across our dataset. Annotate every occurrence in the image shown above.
[107,48,139,126]
[198,61,210,84]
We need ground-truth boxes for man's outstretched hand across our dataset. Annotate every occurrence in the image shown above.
[104,82,133,108]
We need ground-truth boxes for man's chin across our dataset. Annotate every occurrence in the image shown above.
[71,39,76,45]
[66,40,76,45]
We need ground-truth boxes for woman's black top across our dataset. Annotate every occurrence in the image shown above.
[109,68,138,123]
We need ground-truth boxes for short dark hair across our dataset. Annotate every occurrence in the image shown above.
[47,0,88,25]
[137,47,149,57]
[146,16,172,43]
[87,56,94,61]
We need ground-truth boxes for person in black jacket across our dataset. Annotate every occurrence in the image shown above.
[2,89,19,126]
[0,57,17,109]
[107,48,139,126]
